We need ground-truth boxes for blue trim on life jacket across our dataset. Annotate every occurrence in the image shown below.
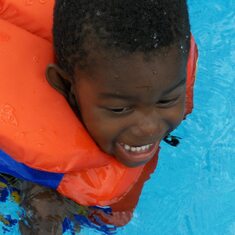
[0,150,64,189]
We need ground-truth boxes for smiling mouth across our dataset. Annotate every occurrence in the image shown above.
[121,143,154,153]
[116,141,159,166]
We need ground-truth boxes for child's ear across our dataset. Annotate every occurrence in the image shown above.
[46,64,72,100]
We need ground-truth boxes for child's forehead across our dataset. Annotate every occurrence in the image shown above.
[74,44,186,93]
[74,48,186,106]
[78,44,185,75]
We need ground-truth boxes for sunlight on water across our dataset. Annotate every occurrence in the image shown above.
[0,185,22,234]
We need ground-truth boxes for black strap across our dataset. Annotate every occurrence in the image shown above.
[163,134,182,147]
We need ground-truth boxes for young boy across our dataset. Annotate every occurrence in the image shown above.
[40,0,191,231]
[1,0,196,233]
[47,0,190,167]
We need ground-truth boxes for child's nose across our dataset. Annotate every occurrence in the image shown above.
[130,111,163,138]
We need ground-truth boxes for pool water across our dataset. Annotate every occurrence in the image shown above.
[1,0,235,234]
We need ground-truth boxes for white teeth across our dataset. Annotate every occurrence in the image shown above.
[122,143,153,153]
[124,144,131,151]
[131,147,136,152]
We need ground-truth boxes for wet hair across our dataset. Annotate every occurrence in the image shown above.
[53,0,190,76]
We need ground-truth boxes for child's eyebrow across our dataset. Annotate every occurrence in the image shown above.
[163,78,186,95]
[99,78,186,100]
[99,93,135,101]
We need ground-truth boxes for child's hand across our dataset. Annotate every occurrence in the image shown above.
[19,183,80,234]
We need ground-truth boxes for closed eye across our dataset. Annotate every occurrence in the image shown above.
[157,96,180,107]
[107,107,132,114]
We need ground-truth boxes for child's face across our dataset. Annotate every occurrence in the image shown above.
[71,45,187,167]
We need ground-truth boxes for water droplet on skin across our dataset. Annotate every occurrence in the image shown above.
[154,42,158,48]
[96,10,101,16]
[152,33,159,48]
[153,33,157,40]
[152,71,157,76]
[180,44,187,54]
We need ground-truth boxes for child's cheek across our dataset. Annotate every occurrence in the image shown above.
[161,98,186,130]
[81,112,119,154]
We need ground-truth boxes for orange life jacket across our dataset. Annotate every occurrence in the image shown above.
[0,0,198,206]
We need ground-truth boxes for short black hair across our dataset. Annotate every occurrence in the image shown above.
[53,0,190,76]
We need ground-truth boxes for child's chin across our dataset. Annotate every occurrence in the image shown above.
[119,158,150,168]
